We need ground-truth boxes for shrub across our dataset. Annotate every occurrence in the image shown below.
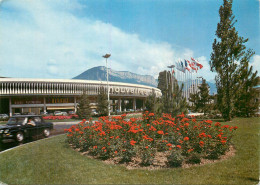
[65,111,238,167]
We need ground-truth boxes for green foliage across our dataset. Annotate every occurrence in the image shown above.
[167,149,184,167]
[145,90,162,114]
[77,90,92,119]
[210,0,257,121]
[190,79,212,114]
[234,64,259,117]
[157,70,188,116]
[97,87,108,116]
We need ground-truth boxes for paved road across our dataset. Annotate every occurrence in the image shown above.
[0,121,79,152]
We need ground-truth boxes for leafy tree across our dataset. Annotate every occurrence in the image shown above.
[234,64,259,117]
[210,0,255,121]
[97,87,108,116]
[77,90,92,119]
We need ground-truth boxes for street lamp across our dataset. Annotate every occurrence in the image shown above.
[103,54,111,116]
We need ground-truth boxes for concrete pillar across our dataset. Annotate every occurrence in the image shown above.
[118,98,122,112]
[133,98,136,111]
[44,97,46,112]
[74,96,77,113]
[9,98,12,117]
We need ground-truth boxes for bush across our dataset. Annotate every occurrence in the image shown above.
[167,149,184,167]
[65,111,238,167]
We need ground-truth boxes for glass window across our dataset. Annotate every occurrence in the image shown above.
[33,117,41,123]
[17,118,27,125]
[7,118,17,125]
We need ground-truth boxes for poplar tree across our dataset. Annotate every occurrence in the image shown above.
[210,0,255,121]
[97,87,108,116]
[77,90,92,119]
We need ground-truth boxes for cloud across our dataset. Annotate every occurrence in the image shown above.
[0,0,216,81]
[251,55,260,73]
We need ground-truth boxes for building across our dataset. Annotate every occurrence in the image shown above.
[0,78,162,116]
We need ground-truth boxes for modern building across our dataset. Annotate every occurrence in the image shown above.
[0,78,162,116]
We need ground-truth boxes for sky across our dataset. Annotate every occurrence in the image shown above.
[0,0,259,82]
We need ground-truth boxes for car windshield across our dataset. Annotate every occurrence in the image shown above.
[7,117,27,125]
[7,118,17,125]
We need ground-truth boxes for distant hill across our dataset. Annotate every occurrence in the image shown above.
[73,66,217,94]
[73,66,158,87]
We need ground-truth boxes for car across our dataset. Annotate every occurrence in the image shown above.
[54,111,63,116]
[61,112,68,116]
[0,115,53,144]
[68,111,76,115]
[0,114,8,119]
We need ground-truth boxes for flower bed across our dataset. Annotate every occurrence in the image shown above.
[65,112,237,167]
[43,115,78,120]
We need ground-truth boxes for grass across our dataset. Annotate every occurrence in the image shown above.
[0,117,259,184]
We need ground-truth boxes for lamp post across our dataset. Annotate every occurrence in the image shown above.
[103,54,111,116]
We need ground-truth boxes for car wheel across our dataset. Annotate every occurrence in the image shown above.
[43,128,50,137]
[16,132,24,143]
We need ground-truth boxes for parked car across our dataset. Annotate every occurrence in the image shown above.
[61,112,68,116]
[40,111,48,116]
[0,115,53,143]
[13,113,21,116]
[68,111,76,115]
[54,111,63,116]
[0,114,8,119]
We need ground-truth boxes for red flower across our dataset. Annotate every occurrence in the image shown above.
[115,151,118,154]
[188,148,194,153]
[184,123,189,127]
[233,126,238,130]
[176,145,181,149]
[221,140,227,145]
[145,146,149,149]
[215,122,221,127]
[130,140,137,146]
[167,143,172,147]
[157,130,164,135]
[199,141,204,147]
[184,137,189,141]
[93,146,97,149]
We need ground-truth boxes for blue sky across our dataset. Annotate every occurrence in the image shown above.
[0,0,259,82]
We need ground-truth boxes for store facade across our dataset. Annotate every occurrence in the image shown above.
[0,78,162,116]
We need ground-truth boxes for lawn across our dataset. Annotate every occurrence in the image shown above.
[0,117,259,184]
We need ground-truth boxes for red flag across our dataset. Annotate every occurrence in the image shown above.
[191,57,203,69]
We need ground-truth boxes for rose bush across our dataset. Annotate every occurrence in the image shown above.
[43,115,79,120]
[65,111,237,167]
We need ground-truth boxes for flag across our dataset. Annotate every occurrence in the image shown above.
[191,57,203,69]
[186,59,197,71]
[172,69,175,74]
[176,62,185,73]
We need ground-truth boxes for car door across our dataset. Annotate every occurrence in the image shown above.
[32,116,43,136]
[24,117,37,137]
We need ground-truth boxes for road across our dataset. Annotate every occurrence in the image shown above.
[0,121,79,152]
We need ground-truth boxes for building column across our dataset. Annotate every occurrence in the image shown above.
[9,98,12,117]
[43,97,46,112]
[74,96,77,113]
[118,98,122,112]
[133,98,136,111]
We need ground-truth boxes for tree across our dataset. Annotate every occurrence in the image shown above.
[145,89,162,114]
[157,70,188,116]
[209,0,256,121]
[77,90,92,119]
[97,87,108,116]
[198,79,211,114]
[189,93,200,112]
[189,79,212,114]
[234,64,259,117]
